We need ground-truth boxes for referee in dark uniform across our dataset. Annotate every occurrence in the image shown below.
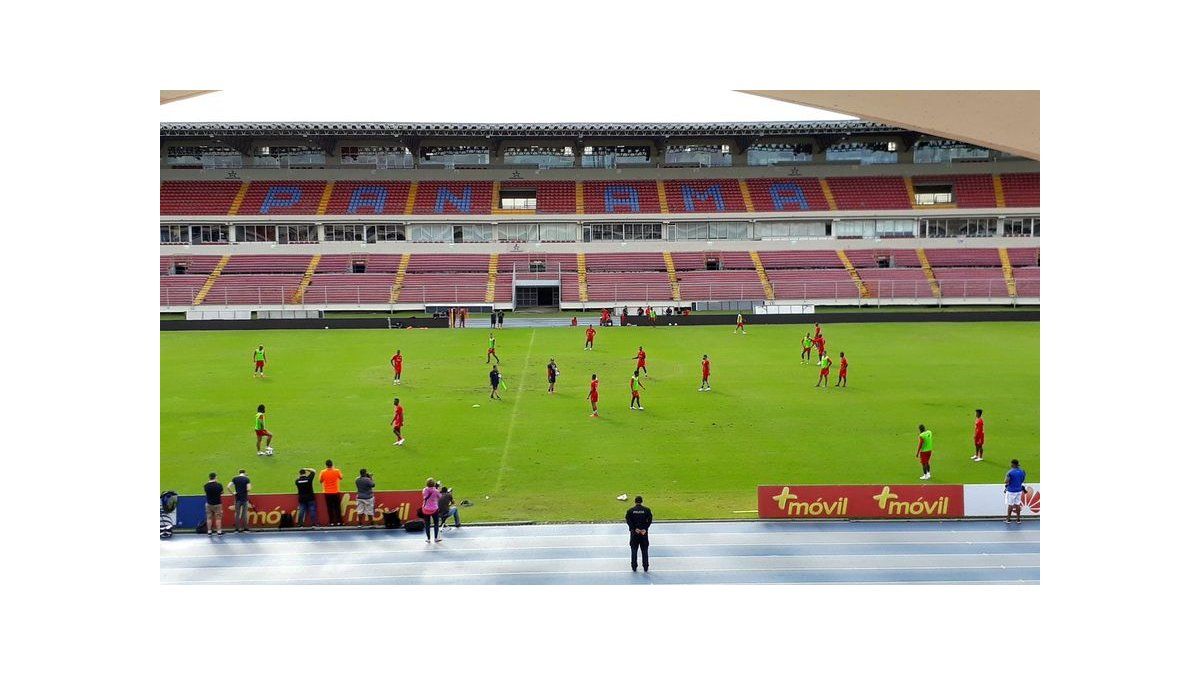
[625,495,653,572]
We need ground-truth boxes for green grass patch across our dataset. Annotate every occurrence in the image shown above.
[161,322,1038,522]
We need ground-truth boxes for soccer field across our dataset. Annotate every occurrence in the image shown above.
[160,321,1039,522]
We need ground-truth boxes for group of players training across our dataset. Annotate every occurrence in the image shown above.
[248,315,987,482]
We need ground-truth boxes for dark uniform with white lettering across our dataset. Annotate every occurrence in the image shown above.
[625,495,653,572]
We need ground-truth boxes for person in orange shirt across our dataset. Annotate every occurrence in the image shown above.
[319,459,344,526]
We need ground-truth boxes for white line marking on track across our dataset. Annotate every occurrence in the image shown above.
[163,564,1041,584]
[162,539,1039,559]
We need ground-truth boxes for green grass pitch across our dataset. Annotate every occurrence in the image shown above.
[160,322,1039,522]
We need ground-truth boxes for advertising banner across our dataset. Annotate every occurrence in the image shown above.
[758,484,965,519]
[178,490,423,530]
[963,483,1041,518]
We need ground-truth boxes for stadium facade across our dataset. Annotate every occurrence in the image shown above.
[160,121,1039,311]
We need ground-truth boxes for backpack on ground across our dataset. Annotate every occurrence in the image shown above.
[403,519,425,533]
[160,491,179,539]
[279,512,295,529]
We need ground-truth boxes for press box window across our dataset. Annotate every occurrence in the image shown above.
[500,190,537,211]
[914,184,954,205]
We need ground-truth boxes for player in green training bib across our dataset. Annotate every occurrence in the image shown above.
[486,334,500,364]
[916,424,933,480]
[815,353,832,388]
[801,334,814,363]
[254,403,274,455]
[252,345,267,378]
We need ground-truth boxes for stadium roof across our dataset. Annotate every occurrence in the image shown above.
[159,120,906,139]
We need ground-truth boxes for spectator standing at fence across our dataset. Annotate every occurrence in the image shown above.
[497,309,505,329]
[420,478,443,542]
[226,469,252,533]
[1004,459,1027,524]
[355,469,375,528]
[625,495,653,572]
[203,472,224,536]
[295,467,318,528]
[438,485,461,529]
[490,309,497,329]
[319,460,343,526]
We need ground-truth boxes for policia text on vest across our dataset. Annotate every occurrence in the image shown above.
[625,496,653,572]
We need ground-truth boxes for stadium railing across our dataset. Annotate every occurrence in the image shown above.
[161,279,1036,308]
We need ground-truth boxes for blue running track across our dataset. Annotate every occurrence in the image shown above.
[160,519,1039,585]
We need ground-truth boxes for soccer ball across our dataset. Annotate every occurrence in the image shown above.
[265,448,274,456]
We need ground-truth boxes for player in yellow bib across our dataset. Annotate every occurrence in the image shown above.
[252,345,267,378]
[629,370,646,410]
[254,404,274,455]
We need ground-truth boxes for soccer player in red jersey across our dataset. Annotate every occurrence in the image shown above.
[972,409,985,462]
[391,350,404,385]
[836,352,848,387]
[632,346,647,376]
[391,397,405,446]
[584,324,596,350]
[699,355,712,391]
[735,313,746,334]
[587,374,600,417]
[601,308,611,326]
[814,323,822,339]
[629,370,646,410]
[815,334,827,360]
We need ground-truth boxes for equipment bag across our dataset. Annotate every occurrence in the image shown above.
[382,511,403,529]
[403,519,425,533]
[279,512,295,529]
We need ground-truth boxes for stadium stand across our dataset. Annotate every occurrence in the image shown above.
[824,176,911,210]
[161,174,1039,215]
[160,181,241,215]
[743,178,829,211]
[999,173,1040,207]
[160,248,1041,307]
[324,181,411,215]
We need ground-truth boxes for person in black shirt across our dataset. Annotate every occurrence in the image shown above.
[438,486,461,529]
[490,309,497,329]
[203,472,224,536]
[489,366,502,400]
[295,468,318,528]
[625,495,653,572]
[226,469,252,533]
[496,309,505,329]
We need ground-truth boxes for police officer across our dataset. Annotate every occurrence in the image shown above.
[625,495,653,572]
